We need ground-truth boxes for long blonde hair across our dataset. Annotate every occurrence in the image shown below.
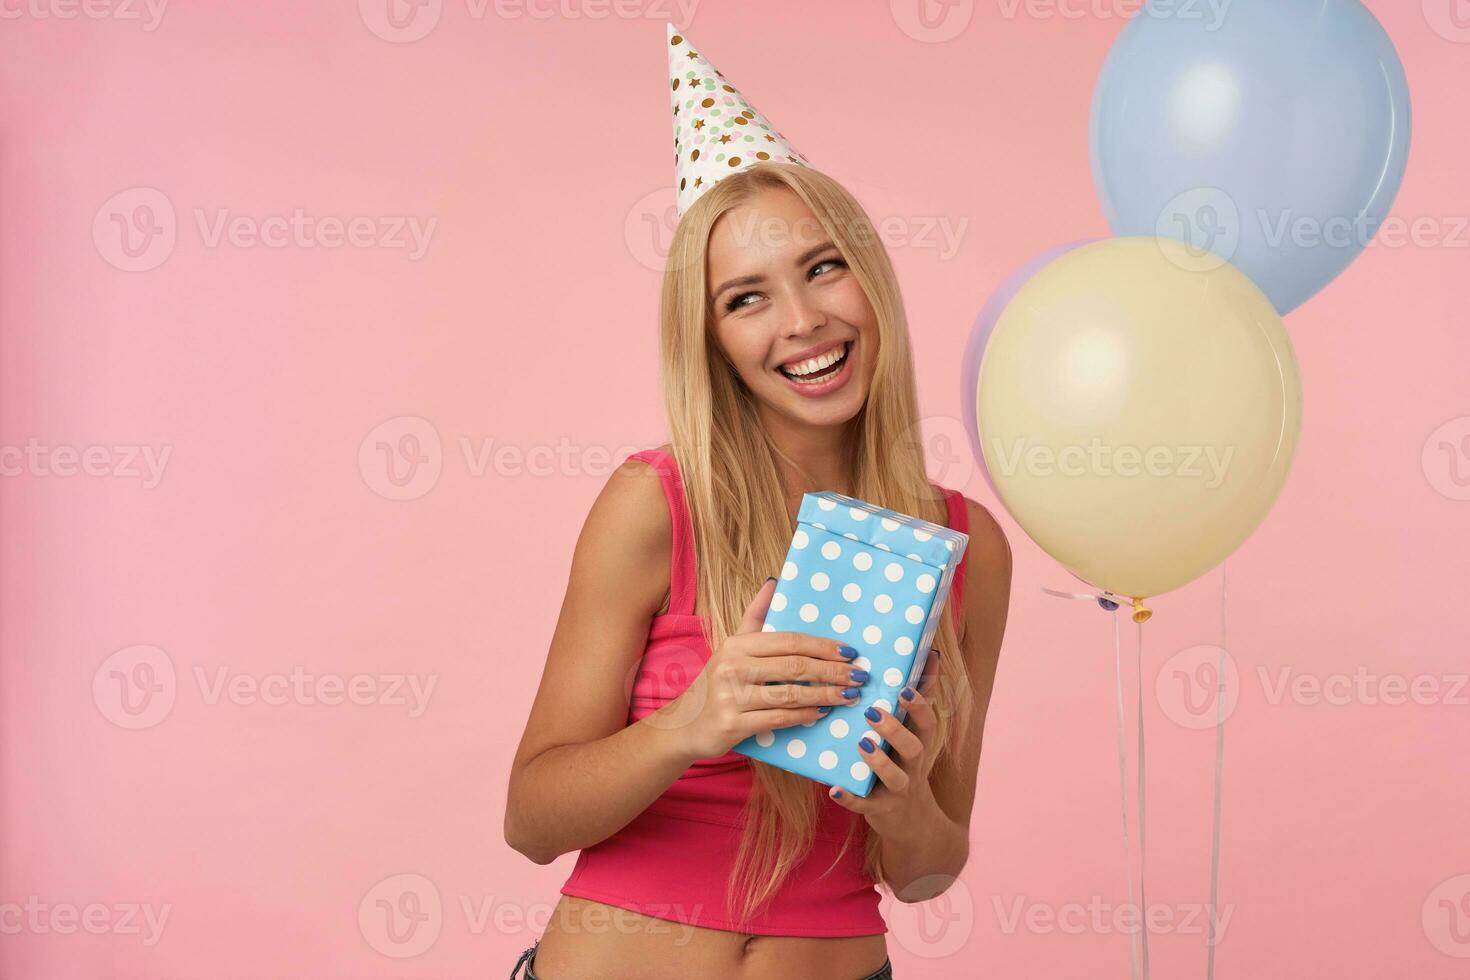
[658,162,975,926]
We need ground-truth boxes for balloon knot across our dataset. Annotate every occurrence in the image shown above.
[1131,596,1152,624]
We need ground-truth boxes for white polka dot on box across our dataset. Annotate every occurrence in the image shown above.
[732,492,969,797]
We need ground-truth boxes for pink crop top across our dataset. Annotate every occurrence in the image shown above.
[559,447,969,936]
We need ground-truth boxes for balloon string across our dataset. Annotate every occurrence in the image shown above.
[1043,585,1143,980]
[1045,572,1230,980]
[1112,608,1142,980]
[1136,617,1150,980]
[1206,558,1229,978]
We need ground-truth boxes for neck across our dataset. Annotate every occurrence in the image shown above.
[759,405,857,505]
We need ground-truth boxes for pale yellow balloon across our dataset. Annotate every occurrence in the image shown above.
[976,237,1301,601]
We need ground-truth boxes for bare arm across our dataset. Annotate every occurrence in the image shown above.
[878,497,1013,899]
[503,456,696,865]
[504,457,857,864]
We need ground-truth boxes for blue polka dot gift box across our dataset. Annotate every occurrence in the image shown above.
[732,492,969,797]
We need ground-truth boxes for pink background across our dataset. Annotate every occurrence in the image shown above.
[3,1,1467,977]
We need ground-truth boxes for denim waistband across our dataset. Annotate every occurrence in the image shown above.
[509,939,894,979]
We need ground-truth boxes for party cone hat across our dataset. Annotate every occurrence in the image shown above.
[667,22,812,218]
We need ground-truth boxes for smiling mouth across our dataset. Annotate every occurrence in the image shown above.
[778,341,851,384]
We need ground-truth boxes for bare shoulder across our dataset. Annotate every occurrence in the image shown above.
[569,450,672,620]
[507,451,676,782]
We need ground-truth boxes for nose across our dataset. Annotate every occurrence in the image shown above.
[781,288,827,340]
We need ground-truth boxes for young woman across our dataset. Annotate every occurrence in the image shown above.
[503,160,1012,979]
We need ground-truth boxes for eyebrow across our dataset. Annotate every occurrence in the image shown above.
[709,241,841,305]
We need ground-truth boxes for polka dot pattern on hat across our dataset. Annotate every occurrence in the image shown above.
[667,22,811,218]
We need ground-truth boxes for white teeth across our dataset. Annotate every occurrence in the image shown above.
[781,343,848,378]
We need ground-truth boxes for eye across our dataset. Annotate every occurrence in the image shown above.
[724,290,758,313]
[721,258,848,314]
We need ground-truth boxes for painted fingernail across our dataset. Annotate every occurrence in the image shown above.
[849,669,869,684]
[817,705,833,714]
[765,576,776,584]
[901,686,915,701]
[858,737,875,752]
[864,706,881,722]
[838,644,859,659]
[832,789,844,799]
[842,687,860,699]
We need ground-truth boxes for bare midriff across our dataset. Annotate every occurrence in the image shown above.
[531,895,889,980]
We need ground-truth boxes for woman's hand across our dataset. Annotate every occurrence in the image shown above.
[657,578,868,762]
[823,657,946,838]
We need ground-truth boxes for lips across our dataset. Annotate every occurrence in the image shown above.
[775,340,856,398]
[777,339,849,371]
[778,340,851,381]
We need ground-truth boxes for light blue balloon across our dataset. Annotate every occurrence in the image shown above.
[1090,0,1411,315]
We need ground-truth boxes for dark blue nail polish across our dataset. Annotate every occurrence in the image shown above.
[842,687,860,699]
[901,686,915,701]
[849,669,869,684]
[838,644,859,659]
[765,576,776,584]
[864,706,881,722]
[858,737,875,752]
[817,705,833,714]
[832,789,844,799]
